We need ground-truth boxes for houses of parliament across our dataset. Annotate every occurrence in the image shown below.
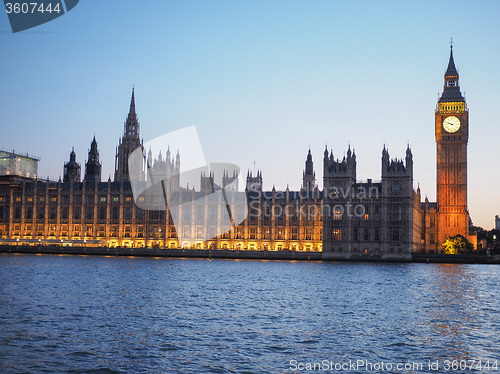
[0,47,476,258]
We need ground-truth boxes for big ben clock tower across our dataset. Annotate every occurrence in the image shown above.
[435,44,470,245]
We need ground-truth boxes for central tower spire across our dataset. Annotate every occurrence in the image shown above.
[114,87,143,183]
[129,86,136,117]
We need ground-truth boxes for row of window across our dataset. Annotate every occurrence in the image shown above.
[329,205,404,221]
[11,196,133,204]
[332,228,402,242]
[10,206,138,220]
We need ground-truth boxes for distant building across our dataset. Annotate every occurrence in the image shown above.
[0,150,39,179]
[496,215,500,231]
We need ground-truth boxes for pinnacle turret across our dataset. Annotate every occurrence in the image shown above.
[63,147,81,183]
[85,136,101,183]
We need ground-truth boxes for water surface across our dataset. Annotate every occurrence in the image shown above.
[1,254,499,373]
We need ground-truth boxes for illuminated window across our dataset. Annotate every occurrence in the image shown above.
[195,227,204,239]
[235,226,243,239]
[262,228,270,239]
[364,213,369,220]
[332,229,342,241]
[276,227,284,240]
[333,207,342,220]
[305,228,312,240]
[249,226,257,239]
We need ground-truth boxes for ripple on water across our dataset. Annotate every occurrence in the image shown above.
[1,257,500,373]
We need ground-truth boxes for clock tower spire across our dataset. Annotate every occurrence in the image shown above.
[435,44,471,246]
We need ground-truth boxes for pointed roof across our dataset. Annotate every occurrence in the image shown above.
[306,148,313,162]
[69,147,77,163]
[129,87,136,116]
[90,135,98,152]
[439,44,465,103]
[445,45,458,77]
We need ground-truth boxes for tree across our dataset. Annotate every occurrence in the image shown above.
[442,234,474,255]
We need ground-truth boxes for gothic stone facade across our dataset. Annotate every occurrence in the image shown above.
[0,47,476,253]
[321,145,420,260]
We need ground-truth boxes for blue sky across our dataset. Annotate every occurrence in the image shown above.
[1,0,499,228]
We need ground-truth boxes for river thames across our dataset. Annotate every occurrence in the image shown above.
[0,254,499,373]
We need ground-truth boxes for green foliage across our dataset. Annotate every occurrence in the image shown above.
[442,234,474,255]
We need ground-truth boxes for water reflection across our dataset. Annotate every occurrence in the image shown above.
[0,255,499,373]
[411,264,499,363]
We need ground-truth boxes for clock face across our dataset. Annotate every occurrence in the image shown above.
[443,116,461,133]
